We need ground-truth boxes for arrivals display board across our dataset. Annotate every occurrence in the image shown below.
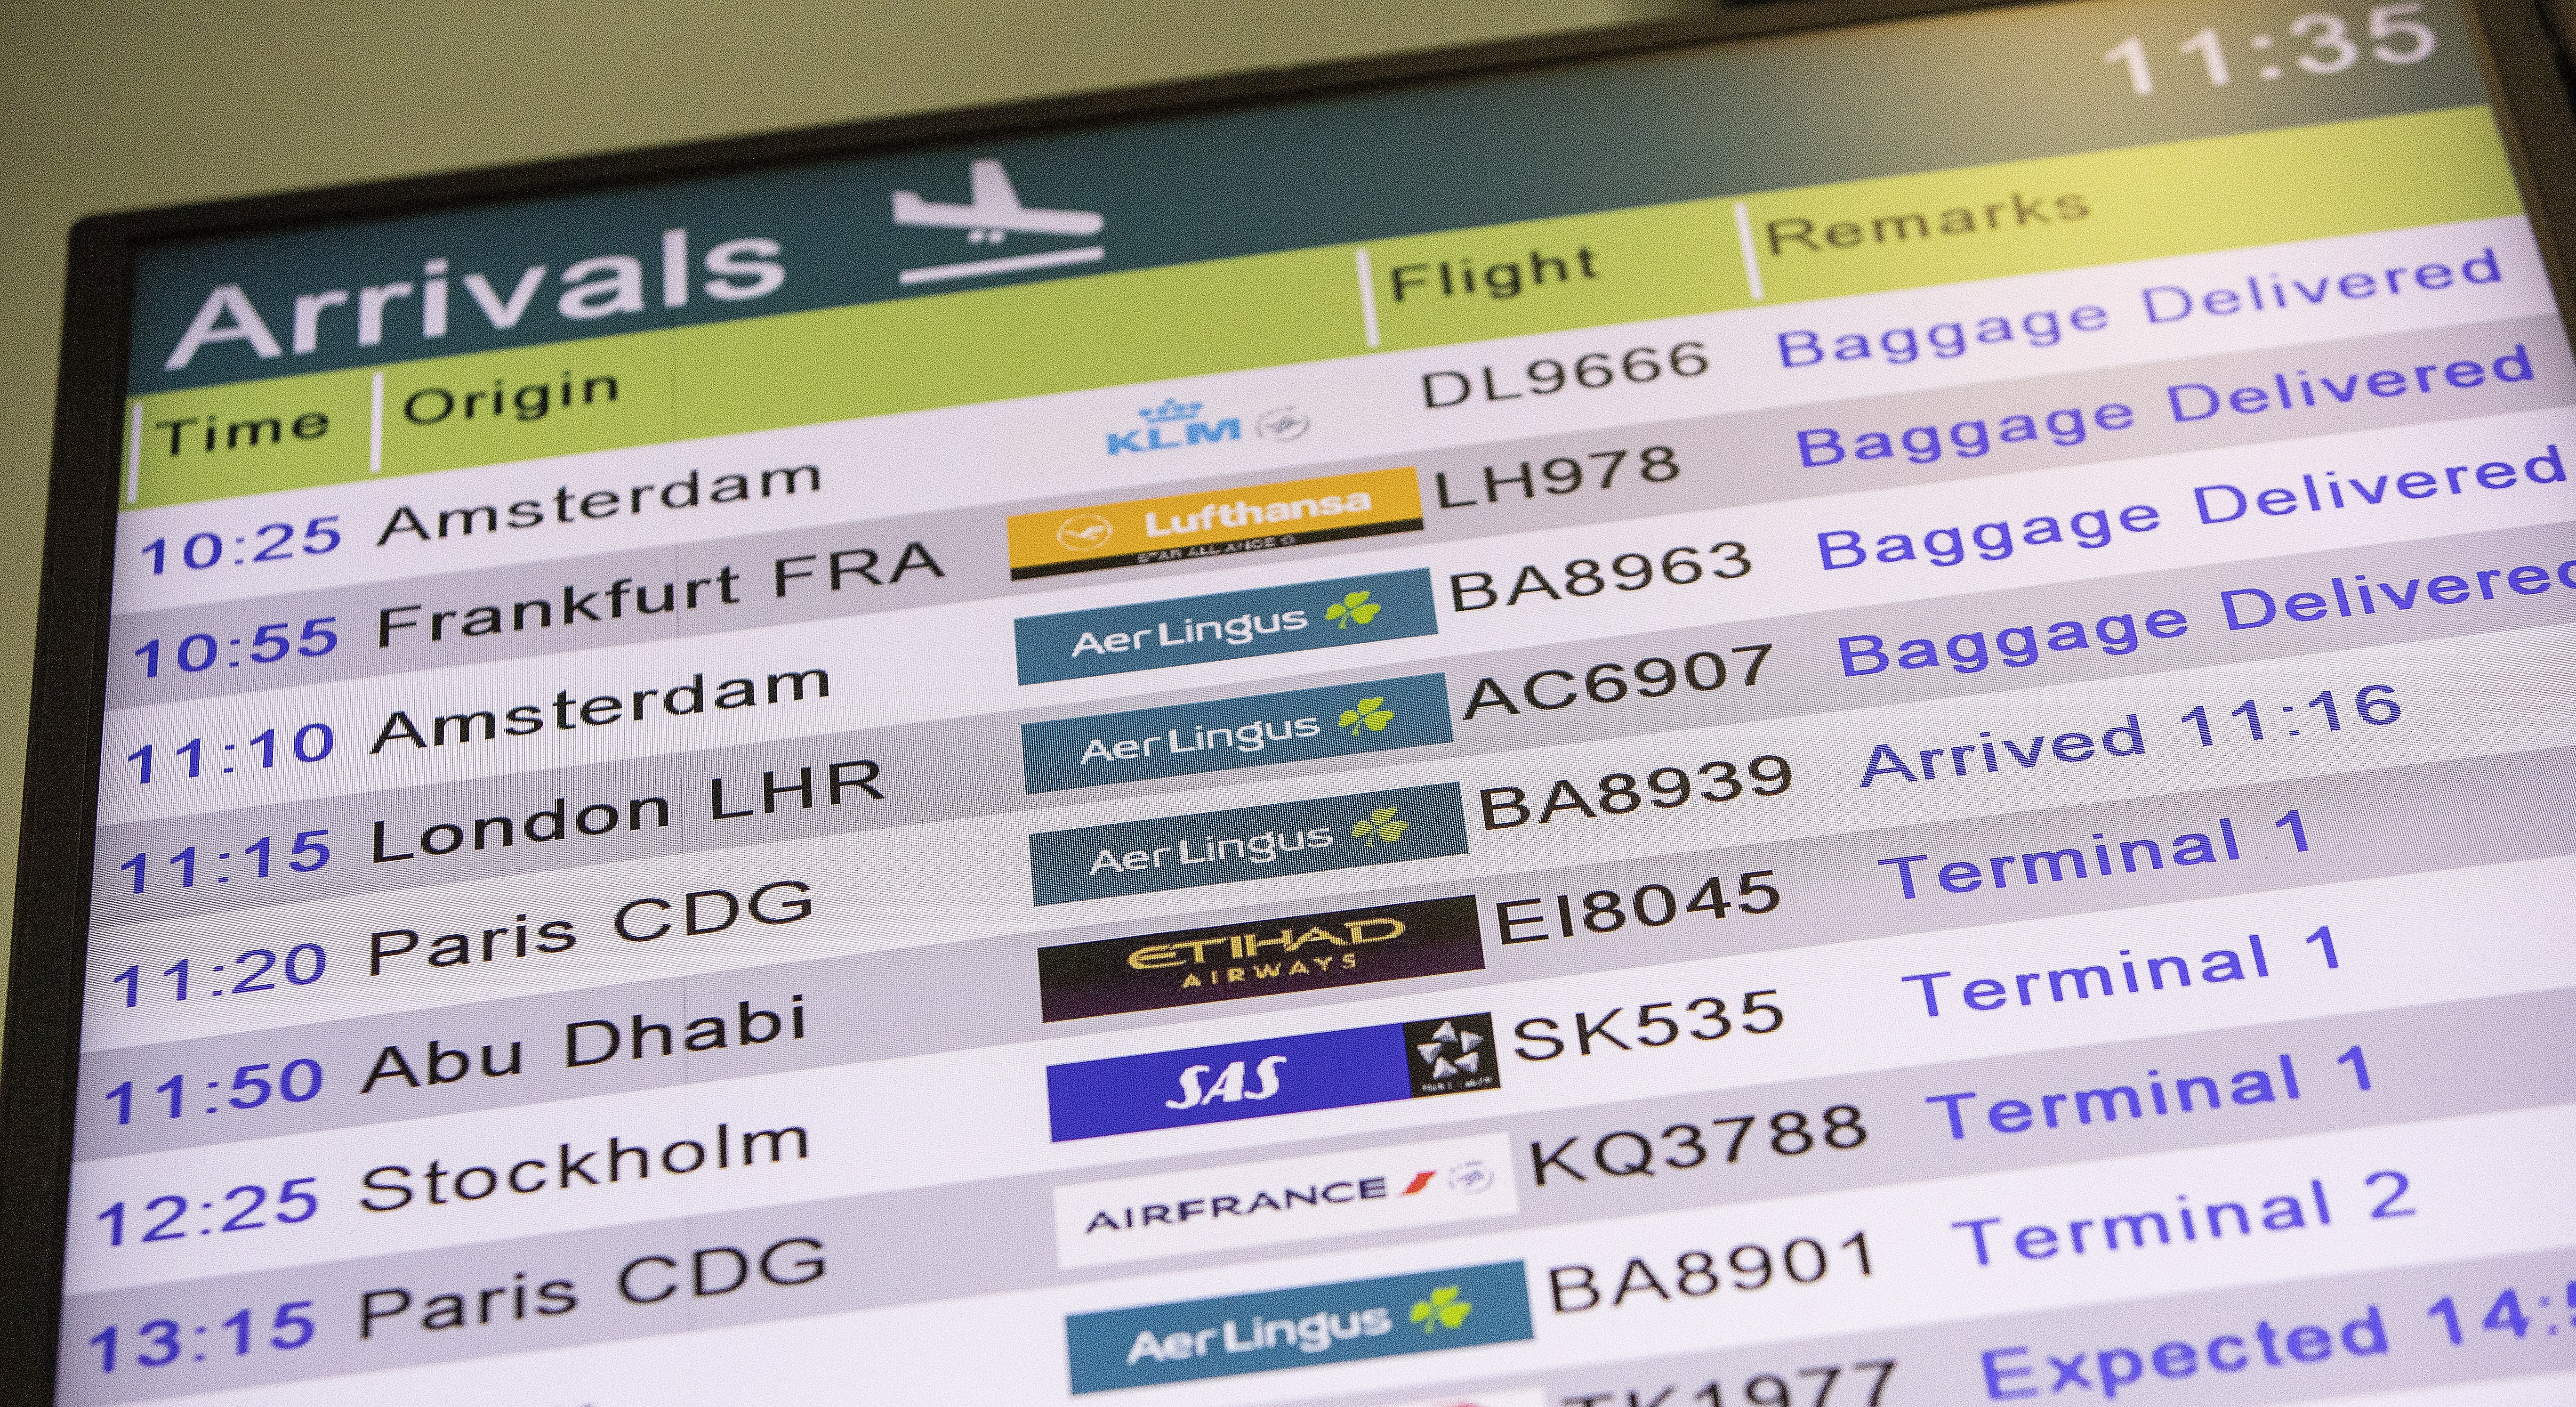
[14,0,2576,1403]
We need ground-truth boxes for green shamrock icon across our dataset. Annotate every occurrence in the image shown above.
[1410,1285,1473,1333]
[1352,806,1409,847]
[1325,590,1381,628]
[1339,696,1394,736]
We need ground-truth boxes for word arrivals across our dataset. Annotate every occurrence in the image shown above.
[1952,1178,2339,1268]
[160,229,785,372]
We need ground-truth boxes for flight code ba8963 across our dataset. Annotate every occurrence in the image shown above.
[1451,541,1750,613]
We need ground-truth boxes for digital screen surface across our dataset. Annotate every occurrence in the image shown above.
[52,0,2576,1402]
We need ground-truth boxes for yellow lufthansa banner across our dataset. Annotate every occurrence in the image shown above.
[1006,467,1423,580]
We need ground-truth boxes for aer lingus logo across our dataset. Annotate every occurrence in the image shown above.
[1352,805,1410,847]
[1339,696,1395,736]
[1411,1285,1474,1334]
[1326,589,1382,627]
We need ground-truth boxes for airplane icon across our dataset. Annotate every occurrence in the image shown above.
[891,159,1104,243]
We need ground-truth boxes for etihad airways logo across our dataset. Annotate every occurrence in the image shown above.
[1035,894,1483,1021]
[161,229,787,372]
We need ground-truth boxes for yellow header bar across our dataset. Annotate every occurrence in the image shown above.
[125,108,2520,510]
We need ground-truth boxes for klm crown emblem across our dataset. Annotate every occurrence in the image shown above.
[1140,398,1202,424]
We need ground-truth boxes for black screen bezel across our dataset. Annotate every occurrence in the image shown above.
[9,0,2574,1399]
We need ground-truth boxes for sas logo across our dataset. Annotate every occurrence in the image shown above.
[1109,397,1240,455]
[1005,467,1421,581]
[1045,1012,1500,1142]
[1035,893,1483,1021]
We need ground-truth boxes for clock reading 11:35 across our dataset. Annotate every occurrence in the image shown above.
[2103,5,2437,96]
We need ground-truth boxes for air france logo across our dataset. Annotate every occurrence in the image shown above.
[891,158,1104,286]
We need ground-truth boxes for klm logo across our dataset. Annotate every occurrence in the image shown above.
[1111,398,1241,455]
